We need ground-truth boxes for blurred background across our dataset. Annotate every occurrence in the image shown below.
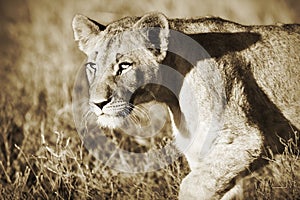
[0,0,299,199]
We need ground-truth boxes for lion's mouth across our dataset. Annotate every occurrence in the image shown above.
[90,99,153,128]
[90,99,136,119]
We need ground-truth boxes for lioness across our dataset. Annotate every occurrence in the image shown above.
[72,12,300,199]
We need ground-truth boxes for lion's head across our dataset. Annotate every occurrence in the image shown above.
[72,13,171,129]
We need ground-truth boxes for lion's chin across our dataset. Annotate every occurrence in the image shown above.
[96,114,125,129]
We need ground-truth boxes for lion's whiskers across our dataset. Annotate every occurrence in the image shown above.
[123,107,140,125]
[128,103,151,122]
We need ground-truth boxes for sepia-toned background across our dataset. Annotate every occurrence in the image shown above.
[0,0,299,199]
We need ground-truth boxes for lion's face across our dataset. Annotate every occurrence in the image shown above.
[85,32,162,128]
[72,13,169,128]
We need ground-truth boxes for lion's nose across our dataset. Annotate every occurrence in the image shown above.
[94,97,112,110]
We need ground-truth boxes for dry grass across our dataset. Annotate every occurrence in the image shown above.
[243,131,300,199]
[0,0,299,199]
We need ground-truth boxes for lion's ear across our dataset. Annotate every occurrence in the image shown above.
[134,13,169,62]
[72,14,106,53]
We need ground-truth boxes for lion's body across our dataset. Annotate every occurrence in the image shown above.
[73,13,300,199]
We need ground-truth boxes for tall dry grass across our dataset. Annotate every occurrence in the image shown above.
[0,0,299,199]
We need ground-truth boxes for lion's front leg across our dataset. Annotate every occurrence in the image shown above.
[179,169,243,200]
[167,105,263,199]
[178,154,247,199]
[179,169,220,200]
[178,125,263,200]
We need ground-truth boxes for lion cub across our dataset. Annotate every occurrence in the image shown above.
[73,12,299,199]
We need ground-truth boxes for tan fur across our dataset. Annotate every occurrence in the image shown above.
[73,13,300,199]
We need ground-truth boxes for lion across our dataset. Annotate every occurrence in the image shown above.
[72,12,300,199]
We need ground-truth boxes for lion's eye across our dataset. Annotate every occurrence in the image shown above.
[85,62,97,70]
[116,62,133,75]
